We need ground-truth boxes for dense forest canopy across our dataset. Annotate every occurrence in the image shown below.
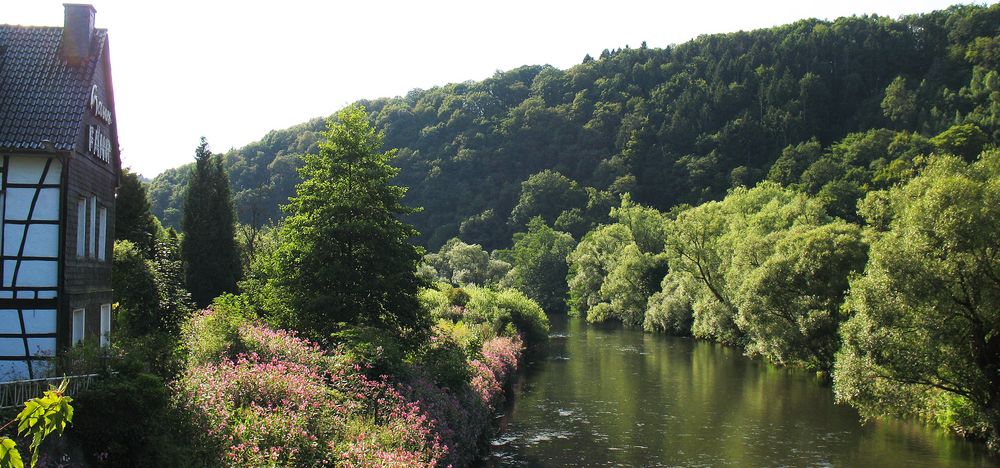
[149,4,999,250]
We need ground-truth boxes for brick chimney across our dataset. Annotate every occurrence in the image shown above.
[60,4,96,65]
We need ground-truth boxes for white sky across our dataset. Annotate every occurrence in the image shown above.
[4,0,990,177]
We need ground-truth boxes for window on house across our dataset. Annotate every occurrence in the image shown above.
[98,206,107,261]
[100,304,111,347]
[76,198,86,257]
[88,196,97,258]
[72,308,85,344]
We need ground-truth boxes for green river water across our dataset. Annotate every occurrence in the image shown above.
[482,314,996,467]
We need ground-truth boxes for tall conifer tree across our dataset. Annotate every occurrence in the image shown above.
[181,137,240,307]
[272,105,428,345]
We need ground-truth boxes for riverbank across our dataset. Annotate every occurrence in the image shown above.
[171,284,547,467]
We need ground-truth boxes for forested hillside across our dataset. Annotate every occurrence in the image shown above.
[149,4,999,249]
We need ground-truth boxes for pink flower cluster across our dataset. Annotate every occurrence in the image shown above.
[239,323,327,369]
[178,309,530,467]
[178,311,449,467]
[330,368,447,466]
[469,336,523,411]
[401,375,486,467]
[179,351,338,466]
[338,433,436,468]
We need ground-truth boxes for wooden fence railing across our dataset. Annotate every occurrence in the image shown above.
[0,374,100,409]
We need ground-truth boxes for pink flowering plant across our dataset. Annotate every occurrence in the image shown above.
[178,350,340,466]
[177,282,543,467]
[178,309,448,467]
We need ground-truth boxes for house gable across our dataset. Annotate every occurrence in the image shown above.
[0,5,118,380]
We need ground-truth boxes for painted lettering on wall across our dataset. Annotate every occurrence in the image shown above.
[89,84,112,125]
[88,84,112,163]
[89,125,111,163]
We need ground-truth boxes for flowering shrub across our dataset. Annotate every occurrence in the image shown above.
[469,359,504,411]
[178,353,338,466]
[239,322,328,369]
[481,336,522,382]
[401,375,487,467]
[469,336,523,411]
[177,282,539,467]
[335,372,446,467]
[178,309,449,467]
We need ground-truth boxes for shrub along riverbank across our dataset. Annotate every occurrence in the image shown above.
[420,144,1000,451]
[44,107,551,467]
[175,283,545,467]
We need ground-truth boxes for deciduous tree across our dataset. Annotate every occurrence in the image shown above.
[272,105,428,345]
[835,150,1000,447]
[506,218,575,313]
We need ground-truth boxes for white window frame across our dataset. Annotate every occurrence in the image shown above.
[72,308,86,344]
[76,198,87,257]
[88,196,97,258]
[98,206,108,261]
[99,304,111,347]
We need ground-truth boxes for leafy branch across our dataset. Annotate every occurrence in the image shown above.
[0,379,75,468]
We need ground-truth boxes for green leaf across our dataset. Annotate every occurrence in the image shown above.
[0,437,24,468]
[12,379,75,468]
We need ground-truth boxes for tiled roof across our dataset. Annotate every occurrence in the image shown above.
[0,25,107,151]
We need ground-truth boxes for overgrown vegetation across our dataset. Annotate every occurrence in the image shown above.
[558,146,999,446]
[172,281,544,467]
[265,105,427,346]
[63,104,550,466]
[83,1,1000,462]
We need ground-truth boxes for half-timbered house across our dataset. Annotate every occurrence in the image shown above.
[0,4,119,380]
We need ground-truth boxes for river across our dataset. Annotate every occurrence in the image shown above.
[482,314,995,467]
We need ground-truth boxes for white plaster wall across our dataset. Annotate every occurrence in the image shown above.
[22,309,56,334]
[44,160,61,185]
[31,189,59,220]
[0,310,56,336]
[3,224,58,257]
[2,260,57,287]
[5,157,61,185]
[6,158,45,184]
[4,188,36,220]
[26,338,55,357]
[0,338,24,356]
[3,188,59,221]
[0,361,30,381]
[0,310,20,333]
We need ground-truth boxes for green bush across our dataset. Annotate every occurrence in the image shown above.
[433,319,484,354]
[112,240,158,337]
[418,286,458,321]
[643,273,694,335]
[586,302,613,324]
[72,372,205,467]
[409,329,471,390]
[330,326,406,378]
[181,306,245,367]
[932,393,991,440]
[445,286,470,307]
[465,287,549,345]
